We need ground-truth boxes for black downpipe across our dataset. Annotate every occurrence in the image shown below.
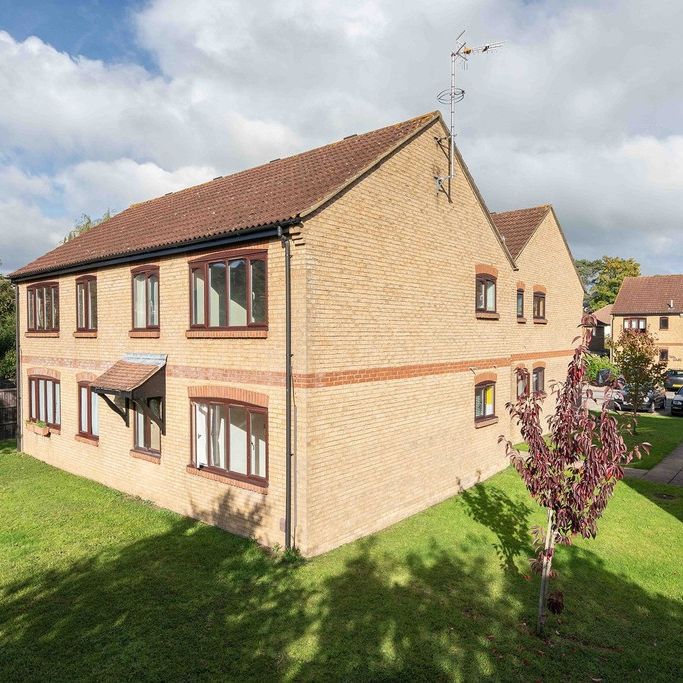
[279,226,293,550]
[14,284,21,451]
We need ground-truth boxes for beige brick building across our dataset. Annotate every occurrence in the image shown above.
[611,274,683,372]
[10,112,584,556]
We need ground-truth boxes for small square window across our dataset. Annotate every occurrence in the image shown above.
[660,317,669,330]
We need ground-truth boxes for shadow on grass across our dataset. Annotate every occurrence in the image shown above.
[623,477,683,523]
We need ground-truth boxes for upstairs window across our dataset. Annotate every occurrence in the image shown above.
[624,317,646,332]
[191,399,267,483]
[532,367,545,393]
[78,383,99,440]
[76,276,97,331]
[190,252,267,329]
[476,275,496,313]
[132,266,160,330]
[27,283,59,332]
[533,292,546,320]
[660,317,669,330]
[28,376,61,428]
[474,382,496,421]
[516,289,525,318]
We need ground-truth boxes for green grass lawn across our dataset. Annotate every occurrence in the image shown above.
[0,441,681,682]
[618,411,683,469]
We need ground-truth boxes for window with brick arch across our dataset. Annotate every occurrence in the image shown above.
[28,375,61,428]
[532,367,545,394]
[623,318,646,332]
[78,382,99,440]
[76,275,97,332]
[533,292,546,320]
[191,399,267,483]
[660,317,669,330]
[660,348,669,363]
[131,266,159,330]
[476,275,496,313]
[134,400,162,455]
[474,382,496,421]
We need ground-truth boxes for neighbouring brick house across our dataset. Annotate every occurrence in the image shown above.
[612,274,683,368]
[9,111,583,556]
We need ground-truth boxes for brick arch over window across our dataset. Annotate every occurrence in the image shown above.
[76,371,97,383]
[26,367,60,380]
[475,264,498,278]
[533,285,547,294]
[516,281,526,290]
[532,361,546,370]
[474,371,497,385]
[187,385,269,408]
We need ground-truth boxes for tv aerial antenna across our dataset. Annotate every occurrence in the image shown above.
[435,31,503,192]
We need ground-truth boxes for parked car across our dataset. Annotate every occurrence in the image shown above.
[664,369,683,392]
[609,385,666,413]
[671,387,683,416]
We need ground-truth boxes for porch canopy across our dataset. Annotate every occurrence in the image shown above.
[91,353,166,431]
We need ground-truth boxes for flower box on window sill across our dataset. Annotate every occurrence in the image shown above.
[533,318,548,325]
[517,316,527,324]
[73,331,97,338]
[26,421,50,437]
[474,416,499,429]
[475,311,500,321]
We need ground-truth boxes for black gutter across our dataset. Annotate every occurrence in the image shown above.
[278,226,293,550]
[14,284,21,451]
[9,221,298,283]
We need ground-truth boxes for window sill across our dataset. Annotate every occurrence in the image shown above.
[186,329,268,339]
[517,317,527,324]
[130,449,161,463]
[129,329,160,338]
[475,312,500,321]
[533,318,548,325]
[475,416,499,429]
[25,331,59,338]
[75,434,99,446]
[186,465,268,494]
[73,331,97,338]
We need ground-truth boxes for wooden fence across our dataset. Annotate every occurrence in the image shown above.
[0,381,17,440]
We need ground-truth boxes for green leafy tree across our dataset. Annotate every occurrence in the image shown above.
[576,256,640,310]
[610,329,667,431]
[62,209,113,243]
[0,274,16,382]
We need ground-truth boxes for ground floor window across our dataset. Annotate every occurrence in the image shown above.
[191,400,267,482]
[532,367,545,393]
[134,399,161,455]
[660,348,669,363]
[78,383,99,439]
[475,382,495,421]
[516,372,528,398]
[28,376,60,428]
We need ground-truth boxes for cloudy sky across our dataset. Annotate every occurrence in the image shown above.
[0,0,681,274]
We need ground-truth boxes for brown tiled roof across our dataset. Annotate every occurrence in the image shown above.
[612,275,683,315]
[592,303,613,325]
[10,112,440,279]
[489,205,551,259]
[92,359,163,394]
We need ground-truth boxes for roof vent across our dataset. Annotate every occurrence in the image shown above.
[269,158,280,163]
[213,176,222,180]
[343,133,358,139]
[669,299,675,309]
[164,192,173,196]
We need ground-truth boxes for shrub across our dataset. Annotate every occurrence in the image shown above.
[585,353,619,383]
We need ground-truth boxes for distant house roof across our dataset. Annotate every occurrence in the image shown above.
[592,303,613,325]
[612,275,683,315]
[11,111,441,280]
[489,205,551,259]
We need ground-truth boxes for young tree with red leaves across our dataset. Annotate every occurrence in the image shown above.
[500,315,648,635]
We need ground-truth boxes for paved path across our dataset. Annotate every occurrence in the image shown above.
[624,442,683,486]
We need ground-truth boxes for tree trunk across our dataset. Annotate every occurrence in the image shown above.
[536,508,556,636]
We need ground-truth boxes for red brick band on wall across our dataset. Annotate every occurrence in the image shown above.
[187,385,269,407]
[22,348,575,390]
[475,263,498,278]
[26,366,60,380]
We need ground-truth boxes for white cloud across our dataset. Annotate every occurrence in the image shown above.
[0,0,682,274]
